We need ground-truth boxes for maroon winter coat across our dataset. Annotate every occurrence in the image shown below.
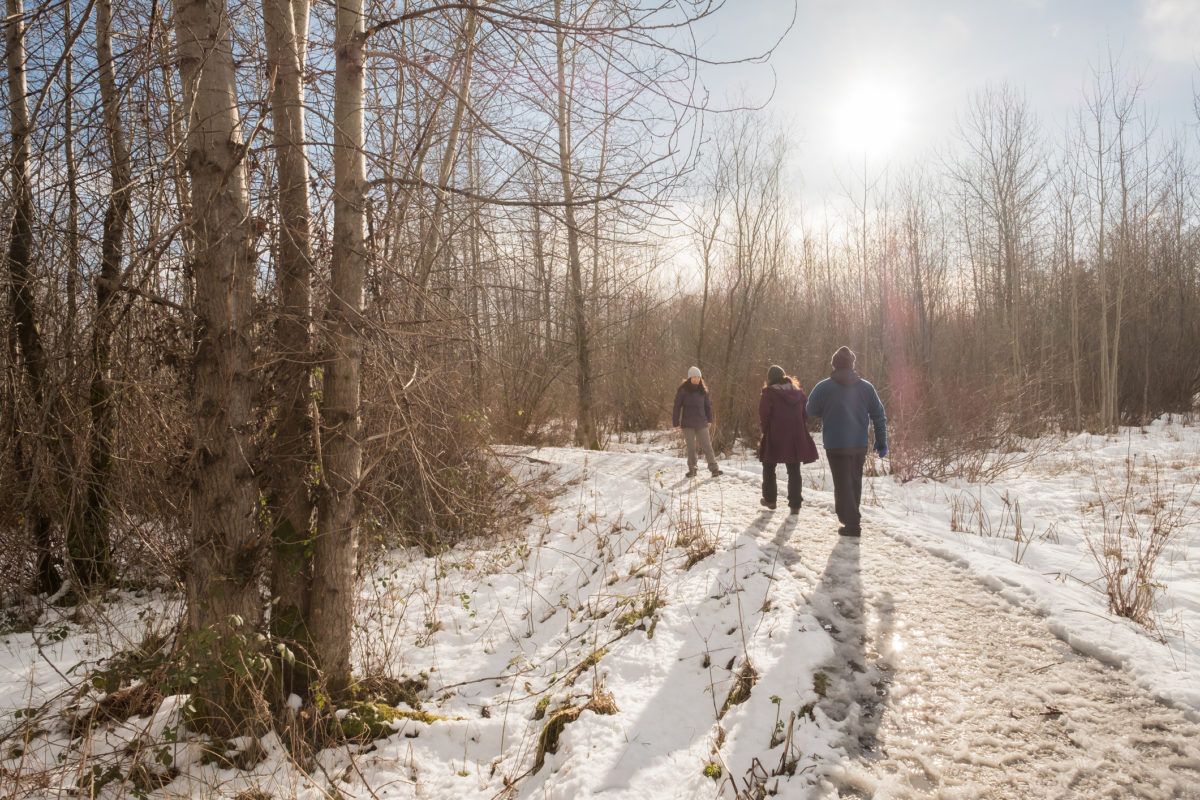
[758,382,819,464]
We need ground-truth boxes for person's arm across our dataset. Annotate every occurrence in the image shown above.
[672,387,683,428]
[867,385,887,454]
[704,392,714,425]
[805,382,824,419]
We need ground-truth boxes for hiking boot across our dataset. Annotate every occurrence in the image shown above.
[789,506,800,515]
[710,469,723,477]
[838,526,861,537]
[686,468,697,478]
[760,498,776,510]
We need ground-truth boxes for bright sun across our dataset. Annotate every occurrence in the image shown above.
[831,80,910,159]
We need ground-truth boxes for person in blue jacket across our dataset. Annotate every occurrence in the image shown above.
[805,346,887,536]
[672,366,722,478]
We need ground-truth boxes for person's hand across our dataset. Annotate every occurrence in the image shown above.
[874,443,887,458]
[674,426,681,432]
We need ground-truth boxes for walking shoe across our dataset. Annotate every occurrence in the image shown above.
[686,468,697,478]
[760,498,776,510]
[838,526,861,537]
[710,468,723,477]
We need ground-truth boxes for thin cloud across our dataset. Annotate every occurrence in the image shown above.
[1141,0,1200,62]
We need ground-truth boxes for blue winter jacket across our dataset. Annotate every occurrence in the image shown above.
[805,369,887,451]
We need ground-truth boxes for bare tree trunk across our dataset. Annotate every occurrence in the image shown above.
[1108,105,1131,430]
[63,14,79,354]
[175,0,262,736]
[530,193,553,349]
[5,0,62,596]
[1065,196,1083,429]
[158,18,195,310]
[553,0,596,448]
[413,8,477,301]
[76,0,127,589]
[262,0,317,699]
[1094,101,1112,430]
[311,0,366,697]
[1086,58,1142,432]
[467,130,485,390]
[695,207,719,367]
[696,249,712,366]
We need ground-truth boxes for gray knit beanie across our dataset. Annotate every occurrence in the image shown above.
[766,365,785,384]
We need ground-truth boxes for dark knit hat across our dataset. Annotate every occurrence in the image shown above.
[766,365,785,384]
[832,346,856,370]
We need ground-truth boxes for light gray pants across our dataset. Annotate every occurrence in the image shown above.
[683,426,719,472]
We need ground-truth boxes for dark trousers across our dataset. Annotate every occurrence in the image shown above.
[762,462,802,509]
[826,447,867,531]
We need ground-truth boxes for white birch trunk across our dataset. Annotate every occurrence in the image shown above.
[311,0,366,696]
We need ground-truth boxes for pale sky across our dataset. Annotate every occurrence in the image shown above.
[697,0,1200,208]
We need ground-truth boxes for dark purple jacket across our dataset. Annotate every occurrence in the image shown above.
[759,382,819,464]
[673,381,713,428]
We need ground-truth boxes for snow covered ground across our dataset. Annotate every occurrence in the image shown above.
[1,418,1198,798]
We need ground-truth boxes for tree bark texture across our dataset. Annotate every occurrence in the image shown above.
[174,0,262,735]
[75,0,128,589]
[553,0,596,449]
[262,0,317,698]
[413,7,477,306]
[311,0,366,697]
[5,0,63,596]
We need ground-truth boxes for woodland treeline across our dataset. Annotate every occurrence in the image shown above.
[2,0,1198,740]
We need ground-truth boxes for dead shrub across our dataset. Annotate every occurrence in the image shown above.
[358,348,532,558]
[1083,453,1196,626]
[886,374,1049,482]
[672,492,716,568]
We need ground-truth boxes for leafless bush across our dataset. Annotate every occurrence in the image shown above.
[1083,454,1197,626]
[358,340,533,559]
[888,375,1050,482]
[670,490,716,569]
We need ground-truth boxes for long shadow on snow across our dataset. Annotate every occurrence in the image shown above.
[581,507,769,792]
[770,524,896,764]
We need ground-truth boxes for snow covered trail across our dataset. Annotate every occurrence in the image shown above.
[550,448,1200,799]
[4,438,1197,800]
[772,510,1200,799]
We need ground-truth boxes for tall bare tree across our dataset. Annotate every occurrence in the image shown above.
[261,0,317,698]
[1079,57,1145,430]
[5,0,61,595]
[696,111,791,446]
[552,0,597,448]
[311,0,367,697]
[78,0,128,589]
[949,83,1046,381]
[174,0,262,734]
[1051,146,1085,429]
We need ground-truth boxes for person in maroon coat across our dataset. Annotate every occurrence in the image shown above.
[758,364,818,513]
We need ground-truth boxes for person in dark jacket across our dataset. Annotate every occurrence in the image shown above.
[758,365,819,513]
[672,366,722,478]
[805,346,887,536]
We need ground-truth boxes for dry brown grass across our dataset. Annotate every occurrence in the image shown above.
[1083,453,1197,626]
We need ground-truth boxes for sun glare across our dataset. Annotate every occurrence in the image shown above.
[831,80,910,159]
